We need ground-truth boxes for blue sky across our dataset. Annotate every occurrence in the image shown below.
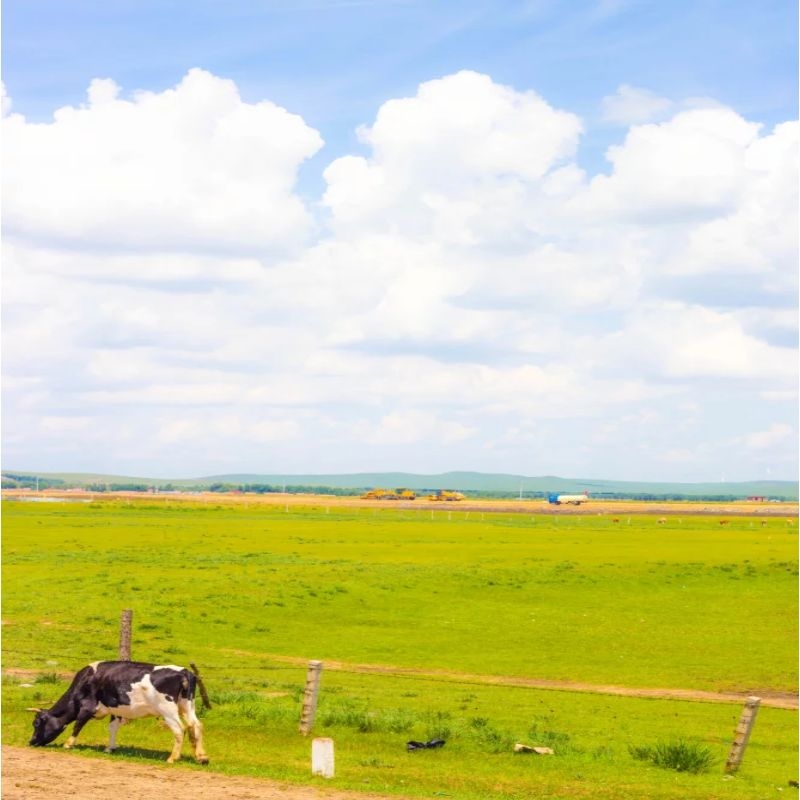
[5,2,796,156]
[2,1,797,481]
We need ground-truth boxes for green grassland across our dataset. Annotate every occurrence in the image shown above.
[2,499,797,798]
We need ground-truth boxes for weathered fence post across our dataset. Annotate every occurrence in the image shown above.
[118,609,133,660]
[299,660,323,735]
[725,696,761,774]
[189,662,212,709]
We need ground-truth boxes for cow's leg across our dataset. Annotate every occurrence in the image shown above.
[64,706,98,750]
[105,716,122,753]
[178,699,209,764]
[160,707,185,763]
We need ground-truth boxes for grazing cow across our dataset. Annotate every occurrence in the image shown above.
[28,661,208,764]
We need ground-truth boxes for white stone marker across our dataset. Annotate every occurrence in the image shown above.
[312,737,335,778]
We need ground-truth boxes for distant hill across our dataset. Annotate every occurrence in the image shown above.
[2,470,797,500]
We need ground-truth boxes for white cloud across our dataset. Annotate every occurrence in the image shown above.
[323,70,583,241]
[1,70,797,480]
[2,69,324,254]
[681,120,798,280]
[588,108,762,222]
[601,84,673,125]
[595,303,797,380]
[743,424,794,450]
[361,409,475,445]
[40,416,93,434]
[1,81,12,116]
[157,415,301,446]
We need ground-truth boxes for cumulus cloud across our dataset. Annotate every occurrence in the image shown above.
[588,108,762,221]
[323,70,583,242]
[681,120,798,281]
[580,111,798,317]
[1,70,797,479]
[2,69,323,255]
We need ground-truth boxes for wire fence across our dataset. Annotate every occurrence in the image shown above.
[1,648,304,676]
[1,644,565,698]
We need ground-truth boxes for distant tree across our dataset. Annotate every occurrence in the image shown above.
[1,473,65,489]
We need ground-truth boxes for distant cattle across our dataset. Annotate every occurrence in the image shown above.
[657,517,667,525]
[28,661,208,764]
[719,519,729,526]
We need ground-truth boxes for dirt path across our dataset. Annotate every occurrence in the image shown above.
[6,656,797,712]
[1,745,401,800]
[217,650,798,710]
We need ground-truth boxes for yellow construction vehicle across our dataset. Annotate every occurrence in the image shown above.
[361,488,393,500]
[361,488,416,500]
[427,490,465,501]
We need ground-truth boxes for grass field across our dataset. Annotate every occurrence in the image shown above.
[2,498,797,798]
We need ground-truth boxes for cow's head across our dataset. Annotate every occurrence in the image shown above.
[29,710,65,746]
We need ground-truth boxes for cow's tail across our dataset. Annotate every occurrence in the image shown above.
[179,669,198,702]
[178,668,209,763]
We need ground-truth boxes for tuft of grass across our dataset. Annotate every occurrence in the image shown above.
[422,709,453,741]
[629,739,716,774]
[318,701,415,733]
[528,720,575,753]
[469,716,514,753]
[34,672,61,685]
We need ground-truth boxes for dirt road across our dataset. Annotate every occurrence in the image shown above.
[3,490,797,518]
[216,651,798,710]
[1,745,399,800]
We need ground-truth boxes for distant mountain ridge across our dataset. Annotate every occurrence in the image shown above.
[3,470,797,499]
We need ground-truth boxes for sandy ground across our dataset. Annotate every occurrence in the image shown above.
[1,745,401,800]
[3,489,798,518]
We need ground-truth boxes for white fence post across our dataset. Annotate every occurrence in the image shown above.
[312,737,335,778]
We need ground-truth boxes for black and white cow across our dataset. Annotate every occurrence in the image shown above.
[28,661,209,764]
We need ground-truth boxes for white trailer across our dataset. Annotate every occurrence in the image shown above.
[548,492,589,505]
